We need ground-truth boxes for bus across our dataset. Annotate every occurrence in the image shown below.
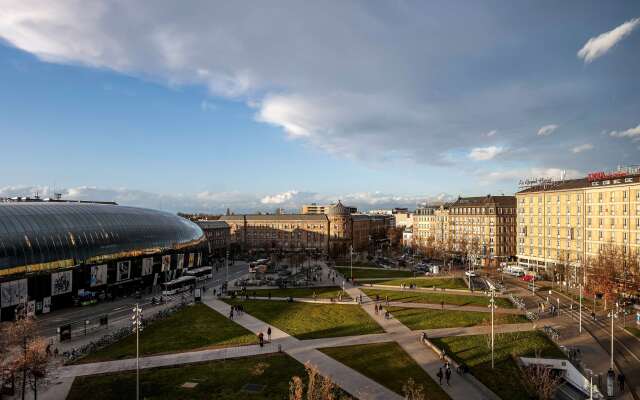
[161,276,196,295]
[185,266,213,282]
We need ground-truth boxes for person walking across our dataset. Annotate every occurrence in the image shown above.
[258,332,264,347]
[618,372,625,392]
[445,366,451,386]
[229,307,234,320]
[267,326,272,342]
[374,304,378,314]
[441,300,445,311]
[436,368,443,385]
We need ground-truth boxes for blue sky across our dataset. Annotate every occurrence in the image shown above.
[0,1,639,212]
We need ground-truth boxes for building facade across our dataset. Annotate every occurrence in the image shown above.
[516,166,640,270]
[195,220,230,256]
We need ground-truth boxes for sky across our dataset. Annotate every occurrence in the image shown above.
[0,1,639,213]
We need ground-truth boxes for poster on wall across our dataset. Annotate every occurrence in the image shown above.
[153,273,158,287]
[51,271,73,296]
[42,297,51,314]
[90,264,108,287]
[188,253,194,268]
[142,257,154,276]
[1,279,28,307]
[27,300,36,317]
[177,254,184,269]
[197,252,202,266]
[162,255,171,272]
[116,261,131,281]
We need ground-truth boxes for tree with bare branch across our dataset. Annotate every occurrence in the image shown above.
[289,362,352,400]
[522,362,562,400]
[402,378,425,400]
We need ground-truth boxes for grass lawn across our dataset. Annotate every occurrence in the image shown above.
[362,289,514,308]
[360,277,467,290]
[388,307,527,330]
[67,353,307,400]
[335,267,413,279]
[225,299,383,339]
[432,330,565,400]
[79,303,257,363]
[319,342,450,400]
[247,286,350,299]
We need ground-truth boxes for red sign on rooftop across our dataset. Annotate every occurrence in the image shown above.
[587,171,628,182]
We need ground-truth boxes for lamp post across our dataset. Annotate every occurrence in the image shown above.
[487,289,497,369]
[350,244,353,282]
[579,283,583,334]
[131,304,143,400]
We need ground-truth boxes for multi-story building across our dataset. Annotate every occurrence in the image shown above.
[446,195,517,265]
[219,201,389,255]
[301,203,357,215]
[393,210,414,229]
[195,220,230,256]
[411,196,516,265]
[516,166,640,271]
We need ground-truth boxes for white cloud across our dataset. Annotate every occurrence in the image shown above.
[609,123,640,139]
[479,168,582,185]
[0,185,452,213]
[537,124,558,136]
[571,143,594,153]
[578,17,640,63]
[468,146,505,161]
[485,130,497,137]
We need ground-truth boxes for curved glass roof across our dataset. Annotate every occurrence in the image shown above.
[0,202,205,272]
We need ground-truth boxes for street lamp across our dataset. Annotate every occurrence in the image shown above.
[579,283,583,334]
[350,244,353,282]
[487,289,497,369]
[131,304,143,400]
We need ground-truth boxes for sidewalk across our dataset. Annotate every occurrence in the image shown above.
[385,300,525,314]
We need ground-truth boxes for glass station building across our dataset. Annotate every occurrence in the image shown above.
[0,200,206,320]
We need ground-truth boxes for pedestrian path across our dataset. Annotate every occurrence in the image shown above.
[359,283,509,298]
[385,300,524,314]
[204,297,402,400]
[344,284,499,400]
[418,322,537,339]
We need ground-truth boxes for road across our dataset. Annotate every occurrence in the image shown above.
[34,262,249,338]
[505,276,640,399]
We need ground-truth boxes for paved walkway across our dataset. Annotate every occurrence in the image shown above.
[386,300,524,314]
[359,283,509,298]
[343,283,499,400]
[418,322,538,339]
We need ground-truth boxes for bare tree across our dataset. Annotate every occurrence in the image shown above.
[289,362,352,400]
[402,378,425,400]
[289,375,304,400]
[522,363,562,400]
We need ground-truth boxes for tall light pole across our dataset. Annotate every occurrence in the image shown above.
[225,247,229,286]
[487,289,497,368]
[609,306,617,370]
[579,283,583,334]
[131,304,143,400]
[350,244,353,282]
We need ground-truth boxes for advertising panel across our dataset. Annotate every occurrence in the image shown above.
[162,255,171,272]
[1,278,28,307]
[188,253,194,268]
[142,257,154,276]
[116,261,131,281]
[177,254,184,269]
[90,264,108,287]
[51,271,73,296]
[42,297,51,314]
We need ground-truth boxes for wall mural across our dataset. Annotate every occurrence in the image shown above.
[116,260,131,281]
[90,264,108,287]
[142,257,154,276]
[1,278,28,307]
[51,270,73,296]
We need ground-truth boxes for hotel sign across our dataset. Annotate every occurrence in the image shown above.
[587,171,627,182]
[518,177,553,189]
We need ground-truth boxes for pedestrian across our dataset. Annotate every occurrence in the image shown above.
[441,300,444,311]
[229,307,234,320]
[618,372,625,392]
[436,367,443,385]
[267,326,272,342]
[445,367,451,385]
[359,294,363,303]
[374,304,378,314]
[386,295,389,306]
[268,291,272,300]
[258,332,264,347]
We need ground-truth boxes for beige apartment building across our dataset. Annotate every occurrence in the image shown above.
[516,166,640,271]
[412,196,517,265]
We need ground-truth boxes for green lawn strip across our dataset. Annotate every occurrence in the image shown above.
[387,306,527,330]
[68,353,306,400]
[79,303,257,363]
[225,299,383,339]
[319,342,450,400]
[335,267,414,279]
[360,277,468,290]
[247,286,351,299]
[362,289,514,308]
[431,331,565,400]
